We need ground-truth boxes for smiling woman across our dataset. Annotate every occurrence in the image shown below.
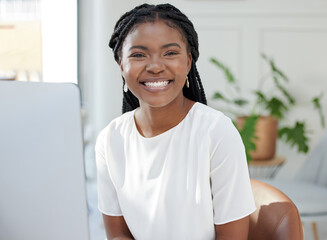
[95,3,256,240]
[120,20,192,113]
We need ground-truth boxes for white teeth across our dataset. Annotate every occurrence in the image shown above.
[144,81,169,88]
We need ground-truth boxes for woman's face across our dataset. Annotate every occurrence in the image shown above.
[119,20,192,108]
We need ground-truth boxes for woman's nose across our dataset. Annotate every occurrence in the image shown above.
[145,57,164,74]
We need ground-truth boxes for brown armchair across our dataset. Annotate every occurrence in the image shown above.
[248,179,303,240]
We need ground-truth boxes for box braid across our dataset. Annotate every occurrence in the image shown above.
[109,3,207,113]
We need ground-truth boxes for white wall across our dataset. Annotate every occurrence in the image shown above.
[80,0,327,178]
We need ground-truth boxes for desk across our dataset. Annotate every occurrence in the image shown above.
[248,156,285,179]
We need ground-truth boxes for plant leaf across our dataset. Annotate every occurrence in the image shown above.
[278,121,309,153]
[233,99,249,106]
[266,97,288,119]
[272,63,289,83]
[273,76,295,105]
[212,92,231,103]
[312,93,325,128]
[254,91,268,104]
[262,53,289,82]
[255,91,288,118]
[235,115,259,162]
[210,57,236,83]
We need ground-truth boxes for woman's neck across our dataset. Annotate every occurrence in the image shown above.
[134,97,195,138]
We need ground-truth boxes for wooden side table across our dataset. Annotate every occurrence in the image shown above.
[248,156,285,179]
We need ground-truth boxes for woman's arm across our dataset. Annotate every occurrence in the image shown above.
[102,214,134,240]
[215,215,250,240]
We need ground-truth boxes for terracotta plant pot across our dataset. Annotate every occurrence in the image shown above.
[236,116,278,161]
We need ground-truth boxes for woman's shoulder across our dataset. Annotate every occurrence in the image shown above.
[191,102,238,136]
[192,103,244,153]
[192,102,230,124]
[110,110,135,127]
[96,110,135,140]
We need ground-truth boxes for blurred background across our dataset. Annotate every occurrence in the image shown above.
[1,0,327,239]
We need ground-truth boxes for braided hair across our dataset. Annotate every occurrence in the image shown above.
[109,3,207,113]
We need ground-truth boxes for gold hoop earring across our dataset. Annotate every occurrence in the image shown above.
[186,76,190,88]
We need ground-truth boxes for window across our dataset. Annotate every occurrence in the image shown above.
[0,0,78,83]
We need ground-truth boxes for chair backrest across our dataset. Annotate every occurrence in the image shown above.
[248,179,303,240]
[294,130,327,186]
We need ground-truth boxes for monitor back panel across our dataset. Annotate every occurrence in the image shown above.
[0,81,89,240]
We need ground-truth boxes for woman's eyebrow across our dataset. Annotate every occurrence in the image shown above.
[129,45,148,51]
[162,43,181,49]
[129,43,181,51]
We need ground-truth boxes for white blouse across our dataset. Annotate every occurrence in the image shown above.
[95,102,256,240]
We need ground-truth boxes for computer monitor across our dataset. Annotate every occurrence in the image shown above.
[0,81,90,240]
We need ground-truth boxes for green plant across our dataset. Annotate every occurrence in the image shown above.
[210,54,325,161]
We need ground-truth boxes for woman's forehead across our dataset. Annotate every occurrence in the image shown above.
[123,20,187,47]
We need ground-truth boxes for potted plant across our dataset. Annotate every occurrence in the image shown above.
[210,54,325,162]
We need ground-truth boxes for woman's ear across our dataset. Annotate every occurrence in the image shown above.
[187,53,192,72]
[119,59,124,72]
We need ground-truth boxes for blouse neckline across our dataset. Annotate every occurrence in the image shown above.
[132,102,199,141]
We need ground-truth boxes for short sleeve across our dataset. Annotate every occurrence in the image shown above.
[210,117,256,225]
[95,128,123,216]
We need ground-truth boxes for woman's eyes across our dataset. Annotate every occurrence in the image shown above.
[129,50,179,58]
[164,51,179,56]
[130,53,145,58]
